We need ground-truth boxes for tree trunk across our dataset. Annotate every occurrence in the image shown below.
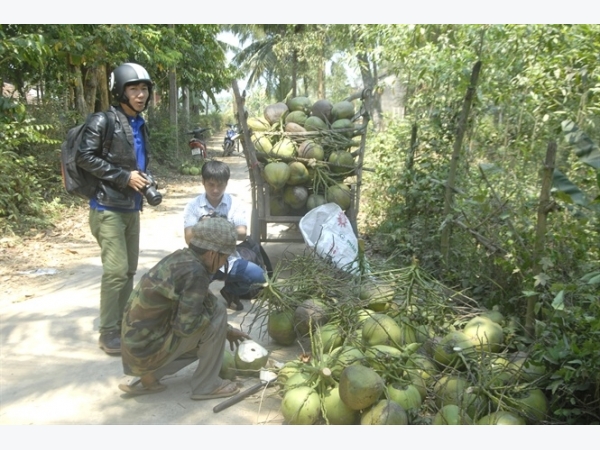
[525,140,557,338]
[182,86,190,119]
[440,61,482,267]
[169,66,177,125]
[97,64,110,111]
[83,66,98,114]
[356,52,384,130]
[291,50,298,98]
[71,64,87,117]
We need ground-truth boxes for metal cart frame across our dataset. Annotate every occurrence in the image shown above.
[232,82,370,243]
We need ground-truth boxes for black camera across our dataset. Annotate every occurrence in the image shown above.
[141,173,162,206]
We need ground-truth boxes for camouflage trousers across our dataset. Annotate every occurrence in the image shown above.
[148,296,228,397]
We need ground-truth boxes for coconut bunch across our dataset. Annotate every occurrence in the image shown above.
[251,256,549,425]
[246,95,367,214]
[178,161,203,176]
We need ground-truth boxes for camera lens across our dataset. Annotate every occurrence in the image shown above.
[144,186,162,206]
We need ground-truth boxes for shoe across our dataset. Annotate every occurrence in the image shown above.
[191,380,240,400]
[99,331,121,355]
[119,379,167,396]
[221,288,243,311]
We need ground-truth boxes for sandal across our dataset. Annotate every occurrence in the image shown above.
[118,379,167,396]
[191,380,240,400]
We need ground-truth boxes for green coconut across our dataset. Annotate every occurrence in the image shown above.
[263,161,291,190]
[477,411,526,425]
[505,388,548,423]
[362,313,403,348]
[276,361,305,386]
[332,100,355,121]
[270,137,296,158]
[394,316,418,346]
[293,299,328,337]
[284,122,307,134]
[306,193,327,211]
[234,340,269,377]
[331,118,354,138]
[325,183,351,211]
[281,386,321,425]
[315,323,343,352]
[287,96,312,114]
[387,382,424,412]
[361,283,395,313]
[182,166,191,175]
[328,346,366,378]
[287,161,311,186]
[339,365,385,411]
[311,99,333,123]
[283,185,309,210]
[328,150,355,175]
[284,371,313,390]
[264,102,288,125]
[462,315,504,353]
[322,387,360,425]
[251,133,273,154]
[269,195,291,216]
[506,352,546,383]
[360,400,408,425]
[433,375,469,408]
[304,115,329,131]
[405,354,438,387]
[189,166,200,176]
[433,330,477,368]
[363,345,404,373]
[433,405,473,425]
[285,110,308,127]
[267,309,296,346]
[219,349,237,381]
[247,116,270,132]
[298,140,325,160]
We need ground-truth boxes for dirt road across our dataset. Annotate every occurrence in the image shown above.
[0,135,305,425]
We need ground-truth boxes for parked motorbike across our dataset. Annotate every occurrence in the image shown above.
[186,127,210,160]
[222,123,240,157]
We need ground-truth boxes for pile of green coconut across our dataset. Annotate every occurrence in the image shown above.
[245,96,367,215]
[222,253,549,426]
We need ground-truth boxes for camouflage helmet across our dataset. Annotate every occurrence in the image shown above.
[190,217,236,255]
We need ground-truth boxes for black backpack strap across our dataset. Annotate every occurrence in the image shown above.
[100,110,116,157]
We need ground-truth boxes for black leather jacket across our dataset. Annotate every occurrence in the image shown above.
[76,105,152,209]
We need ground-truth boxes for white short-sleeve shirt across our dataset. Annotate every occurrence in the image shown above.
[183,193,248,271]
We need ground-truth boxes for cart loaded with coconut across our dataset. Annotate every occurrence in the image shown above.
[232,82,370,243]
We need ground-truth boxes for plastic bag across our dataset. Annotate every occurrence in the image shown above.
[299,202,360,273]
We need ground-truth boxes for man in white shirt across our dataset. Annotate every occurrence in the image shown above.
[183,161,266,310]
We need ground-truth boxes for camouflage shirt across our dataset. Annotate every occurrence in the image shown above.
[121,247,217,376]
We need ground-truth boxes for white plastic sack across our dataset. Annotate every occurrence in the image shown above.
[299,202,359,273]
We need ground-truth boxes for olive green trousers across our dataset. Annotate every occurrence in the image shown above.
[89,208,140,334]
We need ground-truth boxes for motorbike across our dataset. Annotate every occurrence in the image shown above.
[222,123,240,157]
[186,127,210,160]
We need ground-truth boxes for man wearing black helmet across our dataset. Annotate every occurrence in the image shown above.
[76,62,157,355]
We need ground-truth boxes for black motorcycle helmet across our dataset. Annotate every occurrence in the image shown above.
[109,63,153,111]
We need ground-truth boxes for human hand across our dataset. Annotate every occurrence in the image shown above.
[226,326,250,351]
[128,170,147,192]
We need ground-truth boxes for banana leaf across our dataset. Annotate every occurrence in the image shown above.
[552,169,590,208]
[561,120,600,171]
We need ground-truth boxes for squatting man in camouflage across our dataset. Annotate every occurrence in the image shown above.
[118,217,249,399]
